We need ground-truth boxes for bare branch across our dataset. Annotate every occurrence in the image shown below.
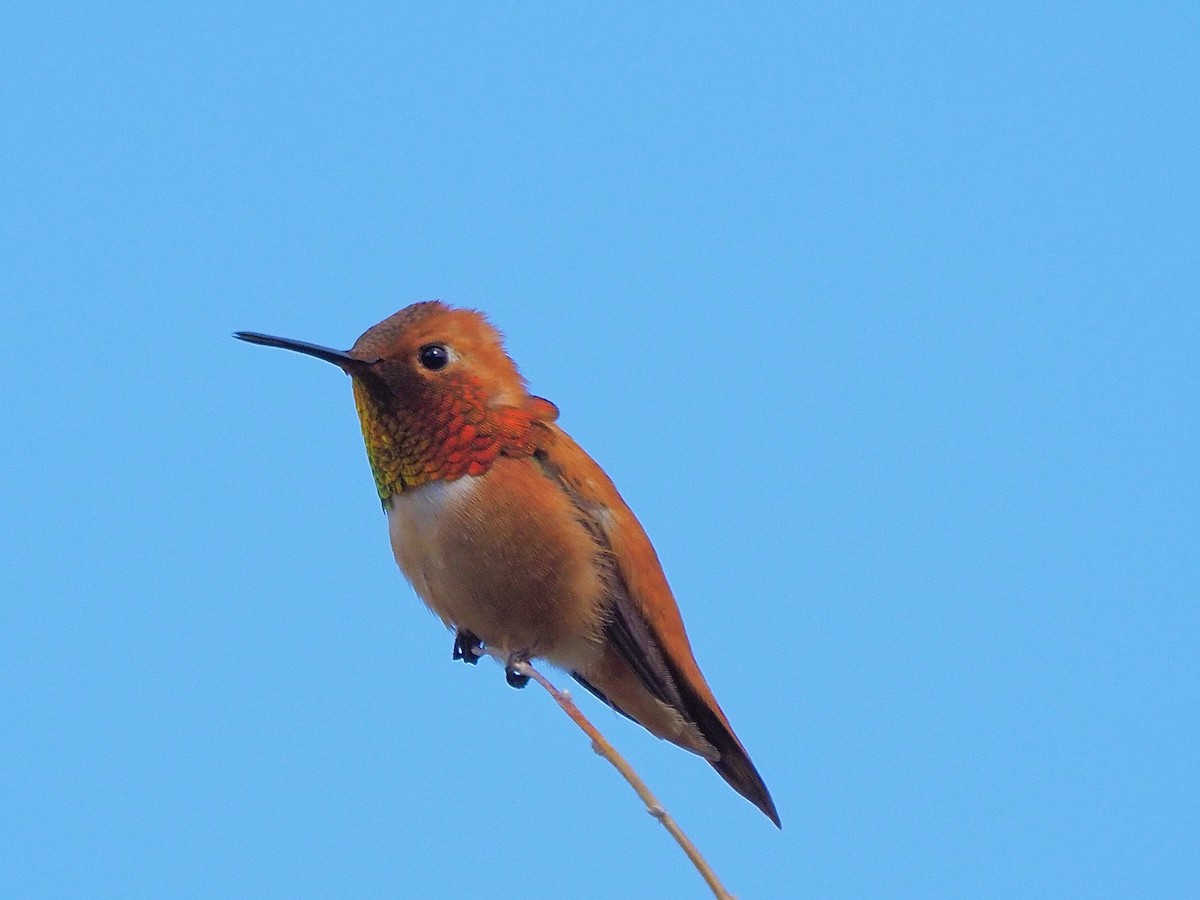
[486,651,735,899]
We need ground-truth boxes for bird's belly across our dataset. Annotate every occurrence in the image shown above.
[385,460,608,666]
[385,476,474,613]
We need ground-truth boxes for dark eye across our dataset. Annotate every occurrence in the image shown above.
[418,343,449,370]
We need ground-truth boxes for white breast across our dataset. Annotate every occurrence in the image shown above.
[384,476,479,621]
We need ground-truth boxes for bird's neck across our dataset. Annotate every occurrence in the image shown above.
[351,379,540,502]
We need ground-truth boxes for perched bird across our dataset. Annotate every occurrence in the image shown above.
[235,302,779,826]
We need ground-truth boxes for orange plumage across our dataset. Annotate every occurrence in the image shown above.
[235,302,779,826]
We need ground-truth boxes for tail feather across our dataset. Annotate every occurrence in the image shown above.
[652,640,780,827]
[673,674,781,828]
[709,739,781,828]
[575,663,781,828]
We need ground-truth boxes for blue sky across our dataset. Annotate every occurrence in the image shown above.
[2,3,1197,897]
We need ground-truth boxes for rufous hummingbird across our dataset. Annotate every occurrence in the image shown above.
[235,302,779,826]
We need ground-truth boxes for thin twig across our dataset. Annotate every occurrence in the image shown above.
[483,649,734,899]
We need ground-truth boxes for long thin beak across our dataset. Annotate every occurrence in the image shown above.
[233,331,377,374]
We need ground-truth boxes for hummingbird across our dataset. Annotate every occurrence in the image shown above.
[235,302,779,826]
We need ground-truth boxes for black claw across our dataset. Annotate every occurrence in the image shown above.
[505,665,530,689]
[452,629,482,665]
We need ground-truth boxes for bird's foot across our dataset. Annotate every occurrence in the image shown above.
[504,653,530,689]
[452,629,483,665]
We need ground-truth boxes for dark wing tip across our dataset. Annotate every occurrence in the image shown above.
[573,669,780,827]
[711,743,781,828]
[655,640,781,827]
[762,791,783,829]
